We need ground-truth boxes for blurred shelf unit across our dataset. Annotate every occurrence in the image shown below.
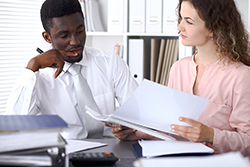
[81,0,249,83]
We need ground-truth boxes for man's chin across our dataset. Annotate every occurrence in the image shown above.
[63,54,82,63]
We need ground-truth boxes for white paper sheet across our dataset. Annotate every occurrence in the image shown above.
[138,140,214,157]
[111,79,210,133]
[133,152,250,167]
[65,140,107,155]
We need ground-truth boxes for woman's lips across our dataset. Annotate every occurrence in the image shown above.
[181,34,187,39]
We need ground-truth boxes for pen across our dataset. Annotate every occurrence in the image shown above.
[36,47,60,68]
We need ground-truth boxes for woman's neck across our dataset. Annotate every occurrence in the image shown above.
[195,43,219,66]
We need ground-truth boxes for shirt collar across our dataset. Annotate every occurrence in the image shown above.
[59,48,90,77]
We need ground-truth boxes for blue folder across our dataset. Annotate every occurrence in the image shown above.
[0,115,68,132]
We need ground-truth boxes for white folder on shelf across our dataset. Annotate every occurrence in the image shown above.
[108,0,124,32]
[146,0,162,33]
[163,0,179,35]
[129,39,144,83]
[129,0,146,33]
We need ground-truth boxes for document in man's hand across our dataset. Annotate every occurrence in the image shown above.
[86,79,210,141]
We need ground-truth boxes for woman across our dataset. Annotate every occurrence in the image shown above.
[109,0,250,156]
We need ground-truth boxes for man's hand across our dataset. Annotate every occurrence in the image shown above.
[27,49,77,78]
[171,117,214,143]
[104,123,160,141]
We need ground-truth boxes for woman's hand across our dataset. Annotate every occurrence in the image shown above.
[171,117,214,143]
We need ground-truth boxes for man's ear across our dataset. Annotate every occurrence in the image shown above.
[42,32,52,43]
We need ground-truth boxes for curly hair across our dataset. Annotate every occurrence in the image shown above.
[177,0,250,66]
[41,0,83,34]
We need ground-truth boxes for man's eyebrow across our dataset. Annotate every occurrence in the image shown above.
[77,24,84,29]
[57,30,68,34]
[57,24,85,34]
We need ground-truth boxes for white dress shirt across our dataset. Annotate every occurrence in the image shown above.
[5,47,138,139]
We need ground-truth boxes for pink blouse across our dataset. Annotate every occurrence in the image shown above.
[168,55,250,156]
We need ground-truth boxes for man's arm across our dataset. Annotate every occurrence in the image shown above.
[27,49,77,78]
[5,49,77,115]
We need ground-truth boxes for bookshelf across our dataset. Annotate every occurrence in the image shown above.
[84,0,249,82]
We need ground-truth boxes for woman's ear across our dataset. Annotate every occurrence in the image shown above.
[209,31,214,40]
[42,32,52,43]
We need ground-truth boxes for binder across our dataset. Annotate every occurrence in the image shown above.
[129,0,146,33]
[160,39,171,85]
[146,0,162,33]
[87,0,104,32]
[155,39,166,83]
[0,132,66,167]
[108,0,124,32]
[150,38,161,81]
[164,39,178,85]
[162,0,179,35]
[129,39,144,83]
[0,115,68,132]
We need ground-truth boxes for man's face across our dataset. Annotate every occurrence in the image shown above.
[48,12,86,63]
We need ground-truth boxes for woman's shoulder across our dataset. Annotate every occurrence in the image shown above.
[172,56,194,69]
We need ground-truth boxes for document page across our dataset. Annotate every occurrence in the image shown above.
[111,79,210,133]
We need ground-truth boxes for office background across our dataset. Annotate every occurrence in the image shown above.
[0,0,249,114]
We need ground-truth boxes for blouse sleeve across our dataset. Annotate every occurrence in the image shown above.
[212,67,250,156]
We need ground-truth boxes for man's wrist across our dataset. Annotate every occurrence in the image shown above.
[26,58,40,72]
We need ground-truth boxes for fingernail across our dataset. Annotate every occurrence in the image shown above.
[171,125,175,128]
[179,117,183,121]
[171,129,175,132]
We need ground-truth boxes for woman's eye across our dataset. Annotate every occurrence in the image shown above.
[186,20,193,25]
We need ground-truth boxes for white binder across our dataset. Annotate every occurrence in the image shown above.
[146,0,162,33]
[129,39,144,83]
[163,0,179,35]
[107,0,124,32]
[129,0,146,33]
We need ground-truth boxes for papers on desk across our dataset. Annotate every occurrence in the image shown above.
[138,140,214,158]
[86,79,210,141]
[133,152,250,167]
[65,139,107,155]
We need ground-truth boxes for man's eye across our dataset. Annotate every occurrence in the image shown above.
[77,29,84,34]
[60,34,69,38]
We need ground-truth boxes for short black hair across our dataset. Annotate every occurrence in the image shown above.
[41,0,84,34]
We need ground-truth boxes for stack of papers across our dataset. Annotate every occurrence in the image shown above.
[65,140,107,155]
[0,115,68,167]
[133,152,250,167]
[137,140,214,158]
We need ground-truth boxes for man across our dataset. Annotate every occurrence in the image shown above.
[5,0,138,139]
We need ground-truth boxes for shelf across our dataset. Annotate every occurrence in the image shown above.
[86,32,125,36]
[86,32,179,37]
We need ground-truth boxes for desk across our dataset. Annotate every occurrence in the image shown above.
[67,138,138,167]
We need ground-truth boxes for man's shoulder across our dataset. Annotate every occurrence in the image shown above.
[84,47,113,59]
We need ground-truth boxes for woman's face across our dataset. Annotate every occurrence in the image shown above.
[177,1,212,47]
